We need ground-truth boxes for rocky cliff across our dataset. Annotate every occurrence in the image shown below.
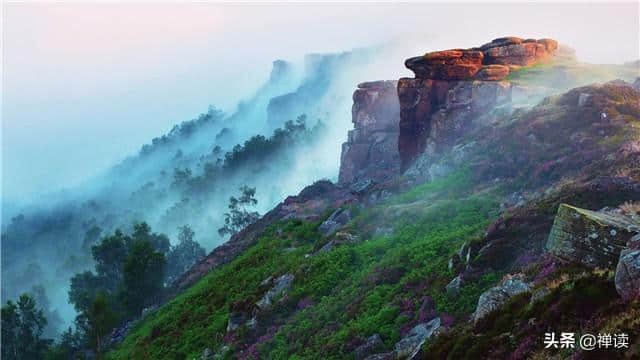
[339,80,400,183]
[398,37,558,170]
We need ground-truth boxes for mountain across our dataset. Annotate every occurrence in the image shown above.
[0,44,404,337]
[104,37,640,360]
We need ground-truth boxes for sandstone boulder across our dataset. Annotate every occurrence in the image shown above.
[545,204,640,268]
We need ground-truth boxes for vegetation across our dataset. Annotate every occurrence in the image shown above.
[218,186,261,237]
[107,169,502,359]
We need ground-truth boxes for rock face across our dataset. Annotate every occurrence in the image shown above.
[615,248,640,299]
[398,37,558,169]
[339,81,401,183]
[546,204,640,268]
[473,277,531,323]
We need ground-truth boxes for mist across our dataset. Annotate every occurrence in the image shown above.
[2,1,639,340]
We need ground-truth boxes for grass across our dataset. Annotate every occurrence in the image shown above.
[107,167,501,360]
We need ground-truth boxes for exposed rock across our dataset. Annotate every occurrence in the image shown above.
[546,204,640,268]
[256,274,294,310]
[446,275,463,296]
[108,320,136,348]
[475,64,510,81]
[394,318,441,359]
[529,286,551,305]
[227,312,248,332]
[398,78,511,169]
[318,232,359,253]
[473,277,531,323]
[615,249,640,299]
[318,208,353,236]
[355,334,383,360]
[405,50,484,80]
[363,353,394,360]
[339,80,400,183]
[350,179,376,194]
[200,348,214,360]
[398,36,558,170]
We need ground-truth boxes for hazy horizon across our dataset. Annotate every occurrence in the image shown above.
[3,1,639,203]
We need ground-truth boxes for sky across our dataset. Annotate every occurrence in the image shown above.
[2,1,639,203]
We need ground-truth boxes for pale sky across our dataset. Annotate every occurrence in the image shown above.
[2,2,639,202]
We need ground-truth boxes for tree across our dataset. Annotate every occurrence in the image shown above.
[91,230,127,293]
[131,222,171,255]
[121,240,166,317]
[1,294,51,360]
[82,225,102,251]
[69,271,106,314]
[218,186,260,237]
[86,293,118,355]
[165,225,206,283]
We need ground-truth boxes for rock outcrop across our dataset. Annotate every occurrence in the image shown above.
[256,273,294,310]
[615,247,640,299]
[473,276,531,323]
[546,204,639,268]
[339,81,401,183]
[398,37,558,170]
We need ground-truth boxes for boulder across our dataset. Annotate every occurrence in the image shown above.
[546,204,640,268]
[394,318,441,359]
[355,334,383,360]
[256,274,294,310]
[318,208,353,236]
[473,277,531,323]
[615,249,640,299]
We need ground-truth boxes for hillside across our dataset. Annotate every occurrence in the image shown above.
[106,37,640,360]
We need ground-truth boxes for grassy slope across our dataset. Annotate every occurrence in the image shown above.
[107,169,501,359]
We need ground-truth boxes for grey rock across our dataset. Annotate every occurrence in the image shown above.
[319,208,353,236]
[355,334,383,360]
[246,317,258,330]
[446,275,463,296]
[473,278,531,323]
[529,287,550,305]
[615,249,640,299]
[256,274,294,310]
[227,312,247,332]
[200,348,214,360]
[546,204,639,269]
[363,353,394,360]
[394,317,441,359]
[351,179,376,194]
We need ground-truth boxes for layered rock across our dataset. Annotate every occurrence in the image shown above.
[398,37,558,170]
[546,204,639,269]
[339,81,401,183]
